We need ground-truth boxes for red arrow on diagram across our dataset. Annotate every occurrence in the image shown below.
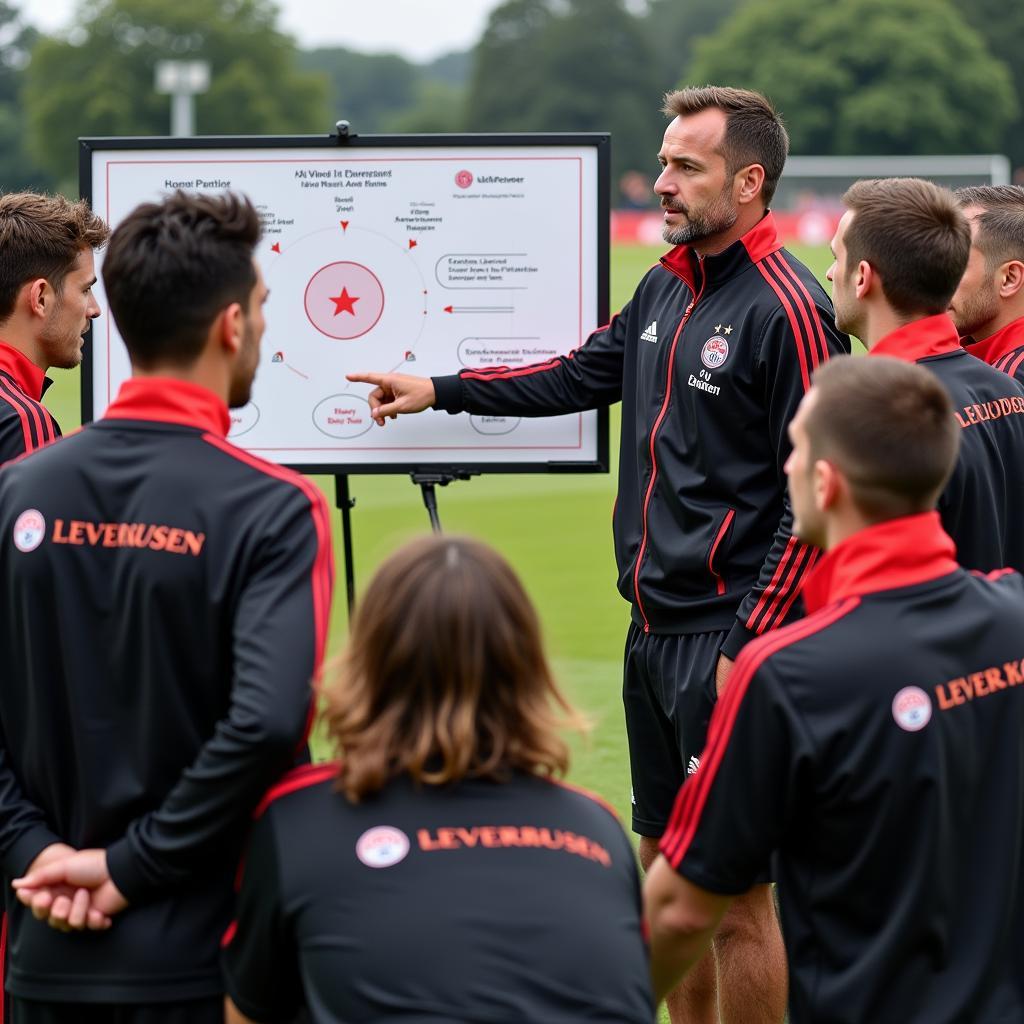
[408,239,417,249]
[340,220,349,231]
[270,242,281,253]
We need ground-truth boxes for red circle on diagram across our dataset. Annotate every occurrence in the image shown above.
[455,170,473,189]
[304,261,385,340]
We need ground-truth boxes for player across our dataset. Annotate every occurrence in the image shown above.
[1,191,333,1023]
[222,534,652,1024]
[645,355,1024,1023]
[827,176,1024,573]
[0,192,107,462]
[348,86,849,1024]
[948,185,1024,380]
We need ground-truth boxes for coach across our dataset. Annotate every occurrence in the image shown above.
[0,192,107,462]
[349,85,848,1023]
[645,355,1024,1023]
[1,192,333,1023]
[950,185,1024,382]
[828,176,1024,573]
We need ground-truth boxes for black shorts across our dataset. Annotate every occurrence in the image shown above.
[6,998,223,1024]
[623,625,726,837]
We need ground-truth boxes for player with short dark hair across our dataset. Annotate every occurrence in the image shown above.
[645,354,1024,1024]
[829,176,1024,572]
[0,192,108,462]
[949,184,1024,381]
[1,190,333,1023]
[348,85,850,1024]
[223,535,652,1024]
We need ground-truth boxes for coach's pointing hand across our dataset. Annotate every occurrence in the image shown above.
[346,371,436,426]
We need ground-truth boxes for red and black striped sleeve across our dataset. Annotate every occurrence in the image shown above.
[431,307,630,417]
[105,461,334,902]
[993,346,1024,385]
[0,382,61,465]
[722,257,850,657]
[661,600,856,891]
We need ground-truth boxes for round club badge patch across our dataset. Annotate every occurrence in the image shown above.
[701,335,729,369]
[12,509,45,552]
[356,826,410,869]
[892,686,932,732]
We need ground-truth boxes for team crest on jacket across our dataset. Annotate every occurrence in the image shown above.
[701,335,730,369]
[356,825,410,868]
[891,686,932,732]
[12,509,45,552]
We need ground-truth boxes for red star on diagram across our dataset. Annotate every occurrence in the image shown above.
[329,286,359,316]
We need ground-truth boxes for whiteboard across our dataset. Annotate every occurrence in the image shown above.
[81,133,610,474]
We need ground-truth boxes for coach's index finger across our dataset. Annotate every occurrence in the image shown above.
[346,371,386,386]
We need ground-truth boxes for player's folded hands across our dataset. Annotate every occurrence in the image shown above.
[12,847,128,932]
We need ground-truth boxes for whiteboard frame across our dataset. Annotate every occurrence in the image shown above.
[79,131,611,475]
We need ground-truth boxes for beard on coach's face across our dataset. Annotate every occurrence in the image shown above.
[661,189,739,247]
[949,277,1000,339]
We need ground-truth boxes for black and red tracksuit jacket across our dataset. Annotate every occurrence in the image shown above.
[660,513,1024,1024]
[870,314,1024,572]
[0,342,60,463]
[963,314,1024,384]
[0,378,333,1003]
[432,214,850,656]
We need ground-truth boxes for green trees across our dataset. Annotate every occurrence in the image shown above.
[465,0,663,181]
[26,0,328,188]
[0,2,50,189]
[686,0,1017,155]
[7,0,1023,198]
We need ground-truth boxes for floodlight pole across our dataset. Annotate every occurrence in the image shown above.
[155,60,211,136]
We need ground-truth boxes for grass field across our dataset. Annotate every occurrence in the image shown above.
[41,241,837,832]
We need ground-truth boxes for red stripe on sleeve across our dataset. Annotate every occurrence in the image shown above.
[461,352,575,383]
[661,596,859,867]
[254,761,340,819]
[751,542,813,635]
[0,380,35,454]
[201,436,335,743]
[754,264,812,392]
[1006,349,1024,380]
[771,547,820,627]
[745,536,799,631]
[765,254,821,372]
[771,254,832,367]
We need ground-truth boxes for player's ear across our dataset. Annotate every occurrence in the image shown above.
[854,261,873,301]
[999,260,1024,300]
[22,278,51,320]
[814,459,840,512]
[217,302,244,356]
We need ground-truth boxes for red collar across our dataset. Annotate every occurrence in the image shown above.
[660,212,782,288]
[103,377,230,436]
[0,342,48,401]
[869,313,962,363]
[802,512,958,613]
[962,316,1024,366]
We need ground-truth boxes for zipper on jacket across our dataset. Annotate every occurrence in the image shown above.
[707,508,736,596]
[633,273,706,632]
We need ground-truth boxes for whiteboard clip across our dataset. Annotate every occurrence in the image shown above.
[333,120,355,144]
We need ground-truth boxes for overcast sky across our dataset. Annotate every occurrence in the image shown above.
[18,0,507,62]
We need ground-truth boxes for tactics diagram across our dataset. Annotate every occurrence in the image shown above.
[90,144,602,468]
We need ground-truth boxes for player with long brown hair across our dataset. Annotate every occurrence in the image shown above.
[223,535,652,1024]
